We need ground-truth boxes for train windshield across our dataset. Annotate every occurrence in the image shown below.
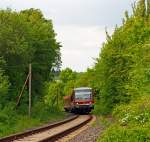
[75,90,92,100]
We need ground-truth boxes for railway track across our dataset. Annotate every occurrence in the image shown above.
[0,115,93,142]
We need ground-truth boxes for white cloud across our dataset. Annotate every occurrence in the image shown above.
[54,25,114,72]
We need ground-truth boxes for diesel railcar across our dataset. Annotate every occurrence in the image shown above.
[63,87,94,113]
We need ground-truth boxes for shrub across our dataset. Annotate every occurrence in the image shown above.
[97,95,150,142]
[98,124,150,142]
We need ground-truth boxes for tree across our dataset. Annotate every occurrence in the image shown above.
[135,0,146,17]
[60,68,77,84]
[147,0,150,15]
[44,81,63,109]
[0,58,10,107]
[91,0,150,113]
[0,9,61,102]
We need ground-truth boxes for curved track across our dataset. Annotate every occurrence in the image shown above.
[0,115,93,142]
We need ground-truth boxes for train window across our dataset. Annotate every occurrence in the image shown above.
[75,89,92,93]
[74,88,92,100]
[75,93,91,100]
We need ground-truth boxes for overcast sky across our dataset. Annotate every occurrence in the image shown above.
[0,0,135,72]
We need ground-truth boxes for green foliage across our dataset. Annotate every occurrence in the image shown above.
[135,0,146,17]
[44,68,78,110]
[0,8,62,137]
[147,0,150,15]
[98,124,150,142]
[0,101,66,137]
[75,68,96,88]
[60,68,77,84]
[0,8,61,101]
[113,95,150,126]
[0,60,10,107]
[97,95,150,142]
[91,0,150,114]
[44,81,63,109]
[63,80,75,96]
[0,70,9,97]
[96,1,150,140]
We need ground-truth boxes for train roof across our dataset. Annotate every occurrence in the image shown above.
[74,87,92,91]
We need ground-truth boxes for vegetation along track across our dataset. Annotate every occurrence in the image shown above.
[0,115,93,142]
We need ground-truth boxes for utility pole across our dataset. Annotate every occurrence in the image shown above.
[57,87,58,107]
[29,63,32,117]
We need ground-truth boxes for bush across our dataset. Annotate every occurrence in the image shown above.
[113,95,150,126]
[98,124,150,142]
[97,95,150,142]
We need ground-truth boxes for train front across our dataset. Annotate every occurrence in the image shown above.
[73,87,94,113]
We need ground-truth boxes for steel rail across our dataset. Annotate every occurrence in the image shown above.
[0,114,78,142]
[40,115,93,142]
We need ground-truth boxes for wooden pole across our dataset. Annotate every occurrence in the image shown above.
[16,73,29,107]
[57,88,58,107]
[29,63,32,117]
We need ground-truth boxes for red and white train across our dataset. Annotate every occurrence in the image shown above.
[63,87,94,113]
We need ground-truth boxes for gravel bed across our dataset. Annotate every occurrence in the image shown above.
[68,118,104,142]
